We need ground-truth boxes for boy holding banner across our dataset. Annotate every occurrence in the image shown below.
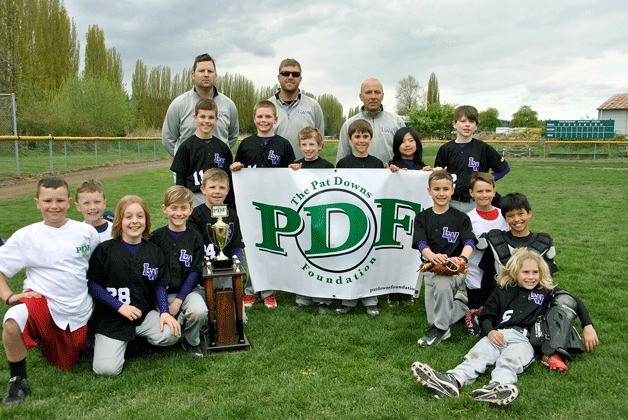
[289,126,334,314]
[335,120,384,317]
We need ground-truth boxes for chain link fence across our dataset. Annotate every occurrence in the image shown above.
[0,136,169,178]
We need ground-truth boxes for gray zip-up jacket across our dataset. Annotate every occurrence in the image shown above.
[268,91,324,160]
[336,106,405,164]
[162,87,239,156]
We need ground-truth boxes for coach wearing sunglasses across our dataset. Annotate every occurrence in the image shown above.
[268,58,324,160]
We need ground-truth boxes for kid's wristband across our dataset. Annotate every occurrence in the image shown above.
[5,293,14,305]
[460,255,468,263]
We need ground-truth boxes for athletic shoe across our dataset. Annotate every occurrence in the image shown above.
[335,305,354,315]
[417,325,451,346]
[290,303,309,311]
[2,376,31,407]
[263,295,277,309]
[243,295,258,308]
[471,382,519,406]
[365,305,379,318]
[317,303,330,315]
[182,341,204,358]
[411,362,459,398]
[465,307,483,336]
[401,295,415,305]
[541,353,568,372]
[387,294,400,306]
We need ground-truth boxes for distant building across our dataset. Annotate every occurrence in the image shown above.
[597,93,628,135]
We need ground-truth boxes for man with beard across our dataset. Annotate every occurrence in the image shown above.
[268,58,324,160]
[162,53,239,156]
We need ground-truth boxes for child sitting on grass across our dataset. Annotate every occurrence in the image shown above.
[411,248,598,406]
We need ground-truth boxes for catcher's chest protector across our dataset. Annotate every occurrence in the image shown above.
[487,231,552,264]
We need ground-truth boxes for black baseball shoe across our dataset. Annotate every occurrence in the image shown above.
[290,302,310,311]
[182,341,204,357]
[471,382,519,406]
[3,376,31,407]
[317,303,330,315]
[411,362,459,398]
[417,325,451,346]
[335,305,354,315]
[365,305,379,318]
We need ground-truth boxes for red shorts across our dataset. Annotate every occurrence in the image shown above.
[21,296,88,370]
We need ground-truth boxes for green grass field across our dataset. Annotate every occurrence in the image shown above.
[0,149,627,418]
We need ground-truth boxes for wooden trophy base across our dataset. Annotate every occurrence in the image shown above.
[203,268,251,354]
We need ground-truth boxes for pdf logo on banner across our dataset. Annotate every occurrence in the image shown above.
[233,169,433,300]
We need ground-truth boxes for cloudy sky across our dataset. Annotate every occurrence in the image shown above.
[63,0,627,121]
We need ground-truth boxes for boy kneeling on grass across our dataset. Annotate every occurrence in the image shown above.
[1,177,100,406]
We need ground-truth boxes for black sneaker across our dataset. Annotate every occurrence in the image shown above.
[290,303,309,311]
[411,362,459,398]
[3,376,31,407]
[365,305,379,318]
[471,382,519,406]
[182,341,204,357]
[335,305,354,315]
[387,294,400,306]
[417,325,451,346]
[317,303,330,315]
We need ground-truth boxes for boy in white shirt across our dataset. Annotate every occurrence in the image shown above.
[0,177,99,406]
[464,172,509,333]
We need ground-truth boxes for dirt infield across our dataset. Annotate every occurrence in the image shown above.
[0,159,171,200]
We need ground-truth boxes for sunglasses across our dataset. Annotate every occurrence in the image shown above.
[279,71,301,77]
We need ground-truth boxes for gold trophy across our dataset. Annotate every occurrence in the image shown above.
[205,205,235,272]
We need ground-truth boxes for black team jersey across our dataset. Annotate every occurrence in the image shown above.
[170,135,233,193]
[336,154,384,168]
[234,134,295,168]
[188,204,245,260]
[479,285,592,336]
[434,138,508,201]
[294,157,334,169]
[149,227,204,293]
[412,207,476,257]
[87,239,168,341]
[387,158,427,170]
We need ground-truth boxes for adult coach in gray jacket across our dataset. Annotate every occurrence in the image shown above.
[336,78,405,164]
[162,53,239,156]
[268,58,324,160]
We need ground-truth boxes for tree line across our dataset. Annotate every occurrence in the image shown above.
[0,0,344,137]
[1,0,543,139]
[394,73,544,139]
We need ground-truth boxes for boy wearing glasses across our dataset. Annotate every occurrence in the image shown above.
[268,58,325,160]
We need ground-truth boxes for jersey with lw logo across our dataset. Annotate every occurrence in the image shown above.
[142,263,159,281]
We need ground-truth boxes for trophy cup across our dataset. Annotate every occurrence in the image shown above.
[205,205,235,273]
[202,205,249,352]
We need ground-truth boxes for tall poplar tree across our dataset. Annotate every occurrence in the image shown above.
[216,72,256,133]
[317,93,343,136]
[427,72,440,106]
[84,25,107,79]
[0,0,78,104]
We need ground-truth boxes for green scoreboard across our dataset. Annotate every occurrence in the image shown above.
[545,120,615,139]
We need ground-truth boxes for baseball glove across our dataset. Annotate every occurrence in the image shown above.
[418,257,468,276]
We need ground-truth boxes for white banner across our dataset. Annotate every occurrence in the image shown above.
[233,168,433,299]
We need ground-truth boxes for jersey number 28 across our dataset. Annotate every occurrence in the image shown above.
[107,287,131,304]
